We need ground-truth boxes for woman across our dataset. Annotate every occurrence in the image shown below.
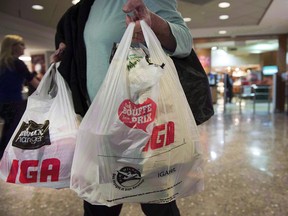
[0,35,39,159]
[53,0,192,215]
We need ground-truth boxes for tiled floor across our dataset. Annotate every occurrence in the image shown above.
[0,99,288,216]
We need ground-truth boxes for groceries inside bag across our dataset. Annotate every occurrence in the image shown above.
[0,64,79,188]
[70,21,204,206]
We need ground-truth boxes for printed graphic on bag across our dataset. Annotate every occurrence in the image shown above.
[112,167,144,191]
[12,120,51,150]
[127,54,143,71]
[118,98,156,132]
[142,121,175,152]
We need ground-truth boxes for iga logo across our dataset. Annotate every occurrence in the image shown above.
[12,120,50,150]
[7,158,60,183]
[112,167,144,191]
[118,98,156,132]
[143,121,175,152]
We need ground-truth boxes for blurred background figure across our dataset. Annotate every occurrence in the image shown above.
[0,34,39,159]
[224,72,234,103]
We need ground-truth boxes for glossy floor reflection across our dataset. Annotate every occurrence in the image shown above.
[0,100,288,216]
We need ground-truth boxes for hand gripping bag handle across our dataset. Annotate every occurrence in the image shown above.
[32,63,77,132]
[112,21,167,70]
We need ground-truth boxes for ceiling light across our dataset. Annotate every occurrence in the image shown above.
[218,2,230,8]
[72,0,80,5]
[219,15,229,20]
[183,17,191,22]
[250,50,262,54]
[32,5,44,10]
[218,30,227,35]
[211,46,218,50]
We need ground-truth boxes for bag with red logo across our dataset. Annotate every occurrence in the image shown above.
[0,63,78,188]
[70,21,204,206]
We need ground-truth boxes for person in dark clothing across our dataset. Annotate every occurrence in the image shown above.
[225,73,234,103]
[0,35,39,159]
[52,0,193,215]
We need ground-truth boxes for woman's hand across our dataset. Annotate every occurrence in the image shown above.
[122,0,176,52]
[50,42,66,63]
[122,0,151,43]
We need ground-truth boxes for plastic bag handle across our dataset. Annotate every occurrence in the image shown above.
[112,22,135,63]
[139,20,169,65]
[31,63,77,131]
[33,63,57,97]
[139,20,182,85]
[112,21,167,65]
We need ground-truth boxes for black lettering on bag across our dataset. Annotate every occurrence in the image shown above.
[12,120,51,150]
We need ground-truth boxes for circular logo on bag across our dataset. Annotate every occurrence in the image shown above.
[112,167,144,191]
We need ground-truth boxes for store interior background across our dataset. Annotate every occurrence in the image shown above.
[0,0,287,114]
[0,1,288,215]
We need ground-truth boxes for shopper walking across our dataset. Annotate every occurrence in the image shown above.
[52,0,192,215]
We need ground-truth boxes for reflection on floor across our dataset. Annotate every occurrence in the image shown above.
[0,100,288,216]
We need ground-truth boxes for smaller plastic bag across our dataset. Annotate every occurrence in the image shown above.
[0,63,79,188]
[127,47,164,103]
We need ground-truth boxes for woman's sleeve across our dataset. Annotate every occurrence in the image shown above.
[145,0,192,57]
[55,14,66,48]
[55,4,79,48]
[55,7,72,48]
[15,59,34,82]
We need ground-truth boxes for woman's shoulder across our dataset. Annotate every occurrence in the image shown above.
[14,58,26,67]
[14,59,31,74]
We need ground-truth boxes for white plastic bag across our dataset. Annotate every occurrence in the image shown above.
[0,63,78,188]
[70,21,204,206]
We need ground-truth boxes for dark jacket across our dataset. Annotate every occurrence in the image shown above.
[55,0,95,116]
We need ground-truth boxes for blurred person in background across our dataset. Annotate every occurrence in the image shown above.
[0,34,39,159]
[225,72,234,103]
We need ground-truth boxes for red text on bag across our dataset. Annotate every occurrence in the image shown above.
[143,121,175,152]
[6,158,60,183]
[118,98,157,132]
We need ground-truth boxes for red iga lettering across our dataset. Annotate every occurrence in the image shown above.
[6,160,19,183]
[166,121,175,146]
[40,158,60,182]
[143,121,175,152]
[20,160,38,183]
[6,158,60,184]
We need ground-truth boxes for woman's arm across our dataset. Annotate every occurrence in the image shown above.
[149,13,176,53]
[29,77,40,89]
[51,4,77,63]
[123,0,192,57]
[15,59,40,89]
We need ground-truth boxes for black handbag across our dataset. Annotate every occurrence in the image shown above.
[172,49,214,125]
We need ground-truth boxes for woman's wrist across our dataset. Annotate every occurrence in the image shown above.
[150,12,176,53]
